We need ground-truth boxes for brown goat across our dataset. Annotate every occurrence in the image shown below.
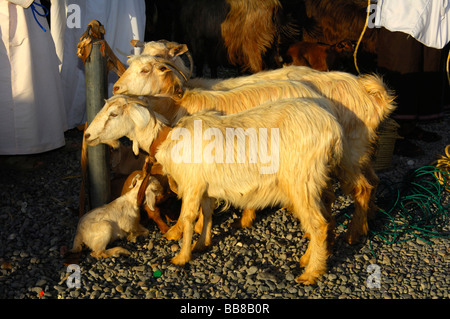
[147,0,298,76]
[303,0,377,54]
[285,40,355,71]
[221,0,287,73]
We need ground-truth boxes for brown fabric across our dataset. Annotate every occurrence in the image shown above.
[377,28,445,121]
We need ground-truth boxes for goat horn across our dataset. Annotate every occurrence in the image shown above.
[142,155,153,176]
[130,40,145,48]
[185,51,194,79]
[162,60,189,83]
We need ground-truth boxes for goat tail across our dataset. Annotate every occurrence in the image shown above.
[358,73,397,120]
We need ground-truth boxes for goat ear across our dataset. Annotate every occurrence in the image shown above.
[144,185,157,211]
[128,104,151,129]
[168,44,189,59]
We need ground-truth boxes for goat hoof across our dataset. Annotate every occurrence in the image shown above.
[158,224,170,234]
[127,235,138,243]
[299,254,310,268]
[192,240,209,252]
[170,254,190,266]
[295,273,318,286]
[344,228,366,245]
[231,218,253,229]
[302,233,311,240]
[194,223,203,234]
[164,226,182,241]
[345,220,369,244]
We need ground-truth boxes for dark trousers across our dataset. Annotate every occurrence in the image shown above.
[377,28,445,132]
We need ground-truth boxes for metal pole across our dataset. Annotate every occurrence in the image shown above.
[85,41,111,208]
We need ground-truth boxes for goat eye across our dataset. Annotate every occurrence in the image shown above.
[157,64,169,73]
[141,68,150,74]
[110,112,118,118]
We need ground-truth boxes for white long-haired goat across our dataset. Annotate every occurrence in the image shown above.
[85,81,342,230]
[161,97,343,285]
[112,54,396,243]
[87,96,344,285]
[85,82,334,236]
[136,39,194,85]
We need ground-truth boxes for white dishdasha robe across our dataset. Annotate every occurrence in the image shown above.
[49,0,146,130]
[0,0,67,155]
[375,0,450,49]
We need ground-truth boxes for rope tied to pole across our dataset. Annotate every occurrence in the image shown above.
[136,156,154,208]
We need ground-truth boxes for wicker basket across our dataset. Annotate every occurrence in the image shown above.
[372,118,402,171]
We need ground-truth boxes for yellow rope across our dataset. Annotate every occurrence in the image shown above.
[432,145,450,191]
[436,51,450,190]
[354,0,371,74]
[446,49,450,87]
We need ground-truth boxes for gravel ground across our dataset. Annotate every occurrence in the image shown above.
[0,98,449,302]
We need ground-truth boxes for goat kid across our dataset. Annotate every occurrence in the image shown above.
[69,173,154,259]
[155,98,344,285]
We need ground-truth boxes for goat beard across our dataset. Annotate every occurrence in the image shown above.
[131,139,141,156]
[103,139,120,150]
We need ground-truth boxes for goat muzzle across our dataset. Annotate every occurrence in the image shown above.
[112,85,123,95]
[83,133,101,147]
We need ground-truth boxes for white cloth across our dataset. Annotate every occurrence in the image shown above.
[375,0,450,49]
[0,0,68,155]
[50,0,146,130]
[7,0,33,8]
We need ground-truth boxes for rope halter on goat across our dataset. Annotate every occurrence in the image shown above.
[136,155,154,208]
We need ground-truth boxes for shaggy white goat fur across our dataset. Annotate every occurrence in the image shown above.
[187,65,398,244]
[155,98,344,285]
[85,81,325,153]
[153,79,330,124]
[112,61,396,243]
[84,95,169,157]
[113,55,187,98]
[69,173,159,258]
